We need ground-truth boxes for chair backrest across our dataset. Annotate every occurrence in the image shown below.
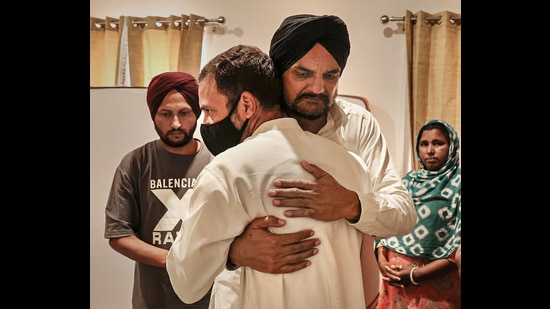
[336,94,371,112]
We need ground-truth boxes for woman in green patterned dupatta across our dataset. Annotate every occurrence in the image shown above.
[374,119,461,309]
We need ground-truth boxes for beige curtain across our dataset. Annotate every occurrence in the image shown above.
[90,14,205,87]
[405,10,461,169]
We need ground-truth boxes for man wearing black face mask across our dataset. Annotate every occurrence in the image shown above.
[166,44,375,308]
[199,96,249,156]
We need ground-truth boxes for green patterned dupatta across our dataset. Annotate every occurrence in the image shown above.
[378,119,461,260]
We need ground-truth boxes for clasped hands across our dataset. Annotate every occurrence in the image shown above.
[380,262,415,288]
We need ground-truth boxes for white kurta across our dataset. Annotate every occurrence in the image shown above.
[321,99,416,239]
[167,117,371,309]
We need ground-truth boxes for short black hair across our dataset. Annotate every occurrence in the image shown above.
[199,44,283,111]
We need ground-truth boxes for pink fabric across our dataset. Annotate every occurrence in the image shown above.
[377,250,461,309]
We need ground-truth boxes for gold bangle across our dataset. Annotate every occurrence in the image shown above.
[409,266,420,285]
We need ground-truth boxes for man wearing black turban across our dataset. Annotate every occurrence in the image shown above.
[223,14,417,309]
[105,72,213,309]
[269,14,350,76]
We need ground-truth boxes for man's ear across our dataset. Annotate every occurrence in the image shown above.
[240,91,257,117]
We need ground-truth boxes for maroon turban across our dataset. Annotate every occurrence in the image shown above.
[146,72,200,120]
[269,14,350,75]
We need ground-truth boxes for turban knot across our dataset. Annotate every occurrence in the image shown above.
[269,14,350,75]
[146,72,200,120]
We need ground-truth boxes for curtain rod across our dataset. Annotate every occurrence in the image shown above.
[93,16,226,29]
[379,15,461,25]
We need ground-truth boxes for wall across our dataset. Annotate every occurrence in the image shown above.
[90,1,460,308]
[90,88,153,309]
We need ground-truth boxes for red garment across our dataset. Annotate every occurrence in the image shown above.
[377,250,461,309]
[146,71,200,120]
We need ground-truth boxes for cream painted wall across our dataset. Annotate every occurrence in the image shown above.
[90,1,460,308]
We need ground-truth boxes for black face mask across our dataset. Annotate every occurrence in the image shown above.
[200,99,249,156]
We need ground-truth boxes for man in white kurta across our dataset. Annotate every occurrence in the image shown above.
[167,117,371,309]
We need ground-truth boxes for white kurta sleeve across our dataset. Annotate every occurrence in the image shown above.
[166,167,250,304]
[340,103,417,239]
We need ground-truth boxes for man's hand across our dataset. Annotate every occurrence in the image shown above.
[268,160,361,222]
[229,215,320,274]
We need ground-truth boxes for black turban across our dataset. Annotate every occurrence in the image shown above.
[269,14,350,75]
[146,72,200,120]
